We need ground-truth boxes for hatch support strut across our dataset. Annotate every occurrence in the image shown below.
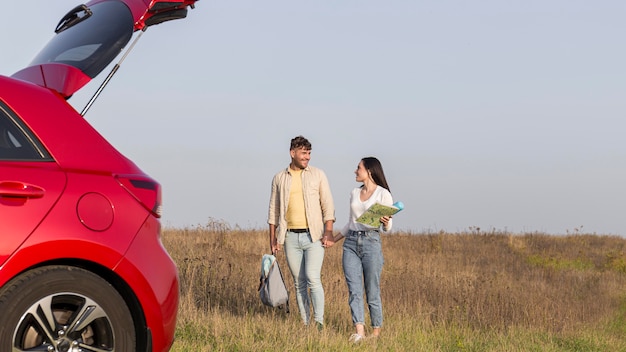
[80,29,146,116]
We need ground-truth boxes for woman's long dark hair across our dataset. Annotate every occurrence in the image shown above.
[361,157,391,193]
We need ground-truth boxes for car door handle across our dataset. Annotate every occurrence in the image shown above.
[0,181,45,199]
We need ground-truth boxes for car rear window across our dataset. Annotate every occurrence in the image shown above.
[29,1,134,79]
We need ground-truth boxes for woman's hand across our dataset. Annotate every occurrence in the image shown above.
[380,215,392,230]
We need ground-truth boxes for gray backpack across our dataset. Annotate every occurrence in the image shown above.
[258,254,290,312]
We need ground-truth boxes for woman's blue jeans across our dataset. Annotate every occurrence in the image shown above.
[342,230,384,328]
[284,230,325,325]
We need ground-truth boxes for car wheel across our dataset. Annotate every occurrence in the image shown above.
[0,265,135,351]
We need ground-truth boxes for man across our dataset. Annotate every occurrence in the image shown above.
[268,135,335,328]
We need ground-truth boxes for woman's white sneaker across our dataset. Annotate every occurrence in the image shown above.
[349,333,364,343]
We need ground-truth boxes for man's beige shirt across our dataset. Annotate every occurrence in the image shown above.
[268,165,335,244]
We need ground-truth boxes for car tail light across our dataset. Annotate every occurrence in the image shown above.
[116,175,162,218]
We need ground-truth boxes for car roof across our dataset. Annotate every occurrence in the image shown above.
[11,0,198,99]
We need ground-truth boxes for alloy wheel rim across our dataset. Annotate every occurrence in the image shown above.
[12,292,115,351]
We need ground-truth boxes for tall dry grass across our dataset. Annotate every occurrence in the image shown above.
[163,222,626,351]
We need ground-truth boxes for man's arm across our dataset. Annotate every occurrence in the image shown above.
[267,173,282,254]
[318,170,335,224]
[269,224,280,254]
[319,170,335,246]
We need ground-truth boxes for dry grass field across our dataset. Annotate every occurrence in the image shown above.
[163,222,626,351]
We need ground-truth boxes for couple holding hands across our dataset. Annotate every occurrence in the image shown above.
[268,135,396,343]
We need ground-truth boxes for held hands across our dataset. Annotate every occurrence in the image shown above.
[322,231,344,248]
[322,230,337,248]
[322,216,392,250]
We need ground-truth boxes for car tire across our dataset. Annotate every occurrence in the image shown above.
[0,265,136,351]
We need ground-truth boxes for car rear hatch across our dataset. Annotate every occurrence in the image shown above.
[11,0,198,99]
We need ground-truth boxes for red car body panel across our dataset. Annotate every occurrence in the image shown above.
[0,0,198,350]
[11,64,92,100]
[1,77,142,172]
[114,217,180,350]
[1,75,175,350]
[0,161,65,266]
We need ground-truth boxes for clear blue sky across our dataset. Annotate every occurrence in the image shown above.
[2,1,624,234]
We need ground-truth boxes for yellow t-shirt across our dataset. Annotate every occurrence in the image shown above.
[286,168,308,229]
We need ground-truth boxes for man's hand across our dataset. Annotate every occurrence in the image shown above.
[270,238,281,255]
[321,230,334,248]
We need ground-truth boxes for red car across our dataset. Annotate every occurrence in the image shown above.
[0,1,197,351]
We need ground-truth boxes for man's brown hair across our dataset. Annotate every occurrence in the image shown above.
[290,135,312,151]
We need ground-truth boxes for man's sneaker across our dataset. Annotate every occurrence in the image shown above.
[316,322,324,331]
[348,333,364,343]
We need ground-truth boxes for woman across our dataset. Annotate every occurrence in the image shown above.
[324,157,393,343]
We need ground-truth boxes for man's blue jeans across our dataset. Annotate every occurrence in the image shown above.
[284,230,325,325]
[342,230,384,328]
